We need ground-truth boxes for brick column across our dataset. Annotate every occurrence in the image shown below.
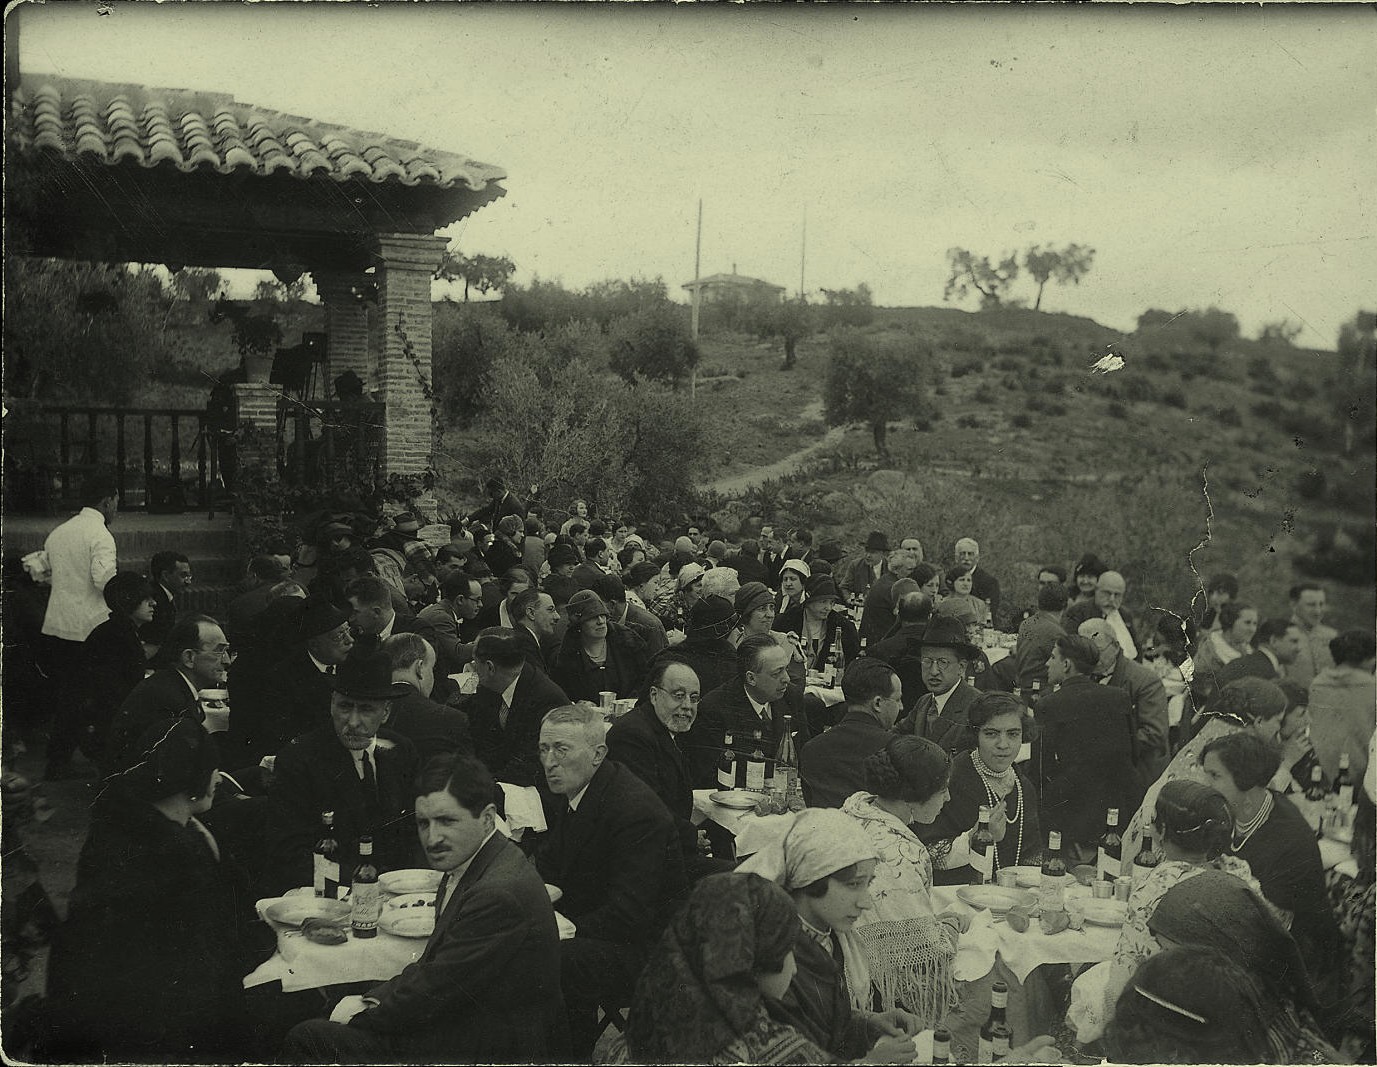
[370,234,447,499]
[314,271,376,396]
[231,382,279,464]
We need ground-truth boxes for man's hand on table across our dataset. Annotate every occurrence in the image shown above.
[860,1034,921,1064]
[1011,1034,1061,1062]
[863,1007,920,1039]
[937,908,971,934]
[328,995,374,1025]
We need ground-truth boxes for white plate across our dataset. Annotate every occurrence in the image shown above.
[545,883,563,903]
[264,898,351,928]
[1010,865,1042,888]
[385,893,436,913]
[709,790,760,810]
[1079,898,1129,927]
[379,910,436,939]
[956,885,1036,914]
[379,868,443,895]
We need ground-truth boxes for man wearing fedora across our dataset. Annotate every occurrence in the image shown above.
[894,617,984,755]
[264,598,358,748]
[839,531,890,608]
[266,650,422,895]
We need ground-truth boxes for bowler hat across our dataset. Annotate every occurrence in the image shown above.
[805,575,840,602]
[919,617,981,661]
[734,581,774,618]
[865,531,890,553]
[688,594,738,640]
[297,598,349,642]
[328,650,409,701]
[547,543,580,568]
[566,589,610,625]
[817,540,845,564]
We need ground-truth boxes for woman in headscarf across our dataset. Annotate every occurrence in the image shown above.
[1117,676,1287,880]
[1148,870,1343,1064]
[45,719,268,1062]
[736,809,921,1061]
[839,737,965,1028]
[1070,778,1269,1043]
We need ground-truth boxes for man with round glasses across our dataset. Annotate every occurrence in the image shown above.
[895,616,983,755]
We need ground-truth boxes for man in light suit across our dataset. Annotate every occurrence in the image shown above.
[282,753,567,1063]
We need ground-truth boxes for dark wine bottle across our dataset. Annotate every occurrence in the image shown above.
[1097,807,1122,882]
[969,804,996,885]
[350,836,380,939]
[978,981,1013,1063]
[313,809,340,899]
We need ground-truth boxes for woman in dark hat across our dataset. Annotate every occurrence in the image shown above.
[45,720,268,1063]
[551,590,650,703]
[773,575,860,672]
[80,572,159,766]
[733,582,777,645]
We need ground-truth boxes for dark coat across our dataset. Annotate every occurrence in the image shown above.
[605,701,696,857]
[139,582,177,649]
[46,789,267,1062]
[535,760,686,947]
[349,614,421,660]
[386,682,474,766]
[690,681,811,790]
[224,582,275,647]
[349,834,567,1062]
[895,682,982,756]
[413,602,472,676]
[1014,610,1065,690]
[484,538,524,582]
[620,601,668,659]
[228,646,335,765]
[513,623,552,675]
[81,614,148,749]
[265,726,422,895]
[773,605,860,668]
[730,554,769,587]
[859,572,902,644]
[774,925,868,1060]
[665,637,739,706]
[1034,675,1142,848]
[106,669,203,772]
[465,665,569,787]
[1213,649,1281,689]
[551,621,650,704]
[969,566,1002,627]
[1062,600,1137,639]
[799,709,893,809]
[920,750,1042,884]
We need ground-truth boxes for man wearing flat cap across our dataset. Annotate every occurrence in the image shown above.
[266,651,422,895]
[895,617,984,755]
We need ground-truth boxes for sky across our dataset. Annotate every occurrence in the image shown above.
[14,2,1377,346]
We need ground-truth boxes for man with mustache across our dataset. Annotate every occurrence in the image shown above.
[266,651,421,895]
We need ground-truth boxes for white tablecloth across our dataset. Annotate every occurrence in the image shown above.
[1320,832,1358,878]
[243,896,424,993]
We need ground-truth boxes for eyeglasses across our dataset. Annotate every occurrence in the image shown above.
[654,686,700,705]
[194,644,236,661]
[920,657,958,671]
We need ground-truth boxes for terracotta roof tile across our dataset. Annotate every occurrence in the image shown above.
[11,75,506,193]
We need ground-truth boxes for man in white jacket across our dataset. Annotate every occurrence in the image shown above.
[41,470,119,780]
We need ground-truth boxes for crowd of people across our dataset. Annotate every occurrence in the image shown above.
[3,470,1373,1064]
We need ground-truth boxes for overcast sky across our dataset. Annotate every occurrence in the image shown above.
[16,2,1376,346]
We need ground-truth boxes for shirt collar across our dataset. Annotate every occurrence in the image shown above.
[378,614,396,641]
[501,673,521,708]
[932,685,958,711]
[744,687,771,718]
[567,782,591,811]
[1260,645,1282,672]
[174,669,201,703]
[440,828,498,904]
[308,650,333,673]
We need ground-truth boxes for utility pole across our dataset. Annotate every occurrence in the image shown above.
[691,198,702,400]
[799,204,807,299]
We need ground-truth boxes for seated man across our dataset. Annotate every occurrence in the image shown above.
[894,617,982,754]
[1078,618,1170,779]
[509,587,561,674]
[800,657,904,808]
[1013,582,1068,694]
[381,633,474,764]
[535,704,686,1060]
[281,754,567,1064]
[345,574,418,657]
[465,627,568,787]
[413,570,483,677]
[265,651,422,894]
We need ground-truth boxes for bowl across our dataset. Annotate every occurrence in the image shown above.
[264,898,350,928]
[379,868,443,895]
[956,885,1037,914]
[1078,898,1129,927]
[379,910,436,939]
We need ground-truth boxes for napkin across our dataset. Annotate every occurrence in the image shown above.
[554,912,577,940]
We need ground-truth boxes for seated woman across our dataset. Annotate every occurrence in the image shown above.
[551,590,649,703]
[839,737,965,1028]
[1190,601,1258,708]
[918,693,1042,884]
[1105,947,1275,1064]
[774,576,860,672]
[1200,730,1344,1011]
[912,563,942,604]
[737,809,922,1061]
[1118,676,1288,879]
[1066,553,1107,616]
[733,582,777,646]
[1148,870,1343,1064]
[1071,779,1266,1043]
[774,560,810,616]
[942,566,990,628]
[45,719,267,1063]
[81,572,158,768]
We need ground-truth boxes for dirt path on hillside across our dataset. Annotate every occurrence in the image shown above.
[707,400,852,495]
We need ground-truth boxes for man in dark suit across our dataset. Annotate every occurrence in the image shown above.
[413,571,483,677]
[345,574,419,658]
[536,704,686,1059]
[509,587,560,674]
[229,598,356,767]
[281,754,567,1064]
[1014,583,1068,692]
[224,554,291,647]
[859,550,916,644]
[266,651,422,894]
[729,539,770,587]
[1062,570,1138,658]
[894,617,983,755]
[759,525,785,588]
[800,657,904,808]
[868,591,933,702]
[1038,635,1142,862]
[140,550,193,655]
[605,658,700,863]
[1212,617,1303,690]
[381,633,473,764]
[107,612,227,772]
[1078,618,1171,779]
[593,573,668,659]
[465,628,568,787]
[691,633,811,788]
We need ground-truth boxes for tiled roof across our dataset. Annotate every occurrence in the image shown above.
[683,272,785,291]
[11,75,506,193]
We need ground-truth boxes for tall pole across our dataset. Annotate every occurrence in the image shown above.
[799,204,807,299]
[691,198,702,400]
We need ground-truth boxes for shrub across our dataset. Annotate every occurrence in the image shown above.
[1044,400,1068,417]
[823,327,936,457]
[950,357,984,378]
[1162,388,1188,409]
[608,303,699,387]
[973,384,997,404]
[1107,401,1128,419]
[1011,412,1033,429]
[1251,399,1286,422]
[956,414,982,429]
[1216,406,1242,427]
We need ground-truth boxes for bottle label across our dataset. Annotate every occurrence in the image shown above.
[351,882,380,933]
[1097,848,1118,882]
[1338,785,1354,810]
[314,856,340,898]
[977,1036,993,1064]
[970,844,993,882]
[717,763,734,790]
[745,758,766,792]
[991,1034,1011,1061]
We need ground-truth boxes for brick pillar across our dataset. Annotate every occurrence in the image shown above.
[370,234,447,502]
[314,271,375,397]
[231,382,279,465]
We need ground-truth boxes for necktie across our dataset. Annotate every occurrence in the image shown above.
[499,701,511,729]
[326,664,336,675]
[361,750,377,796]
